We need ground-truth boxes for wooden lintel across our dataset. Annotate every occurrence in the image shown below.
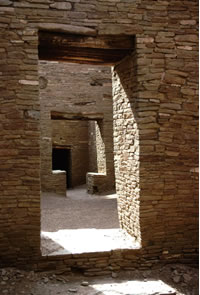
[39,31,134,49]
[39,47,132,65]
[51,111,104,121]
[53,143,72,149]
[38,31,134,65]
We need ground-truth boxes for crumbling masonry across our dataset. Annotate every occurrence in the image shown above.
[0,0,198,273]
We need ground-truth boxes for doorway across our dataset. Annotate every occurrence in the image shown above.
[39,32,138,256]
[52,148,72,188]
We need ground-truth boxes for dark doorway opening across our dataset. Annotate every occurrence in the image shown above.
[52,148,72,188]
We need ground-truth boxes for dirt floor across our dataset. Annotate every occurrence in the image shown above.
[41,186,139,255]
[41,185,119,231]
[0,264,198,295]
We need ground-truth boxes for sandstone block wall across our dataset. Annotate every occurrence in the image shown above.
[87,120,111,194]
[112,2,198,256]
[43,170,66,195]
[88,121,98,173]
[52,119,89,188]
[0,0,198,268]
[113,51,140,242]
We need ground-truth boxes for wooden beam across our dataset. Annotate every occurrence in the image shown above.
[51,111,104,121]
[39,31,134,49]
[38,31,134,65]
[39,46,132,65]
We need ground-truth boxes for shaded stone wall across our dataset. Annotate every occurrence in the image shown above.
[39,61,115,194]
[95,121,106,174]
[0,7,41,263]
[88,120,106,174]
[52,119,89,188]
[88,121,98,173]
[0,0,198,267]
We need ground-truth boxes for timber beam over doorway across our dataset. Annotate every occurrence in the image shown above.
[38,31,134,65]
[51,111,104,121]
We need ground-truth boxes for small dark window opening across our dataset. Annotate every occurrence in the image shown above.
[52,148,72,188]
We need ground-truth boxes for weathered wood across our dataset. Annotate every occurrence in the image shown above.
[51,111,104,121]
[53,143,72,149]
[39,31,134,49]
[39,47,132,65]
[39,31,134,65]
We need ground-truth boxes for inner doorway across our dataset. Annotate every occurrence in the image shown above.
[52,148,72,188]
[39,31,138,256]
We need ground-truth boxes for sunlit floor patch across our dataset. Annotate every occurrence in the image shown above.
[41,228,140,255]
[92,280,176,295]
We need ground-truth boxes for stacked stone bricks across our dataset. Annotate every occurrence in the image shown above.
[0,0,198,271]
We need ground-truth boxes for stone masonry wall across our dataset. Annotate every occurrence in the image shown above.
[0,5,41,264]
[52,119,89,188]
[87,119,113,194]
[113,1,198,259]
[0,0,198,268]
[88,121,98,173]
[113,51,140,243]
[137,2,198,258]
[39,61,115,193]
[95,121,107,174]
[88,120,107,173]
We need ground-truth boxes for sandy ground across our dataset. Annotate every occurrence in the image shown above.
[41,185,119,231]
[41,186,140,255]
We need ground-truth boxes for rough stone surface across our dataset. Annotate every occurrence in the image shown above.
[50,2,72,11]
